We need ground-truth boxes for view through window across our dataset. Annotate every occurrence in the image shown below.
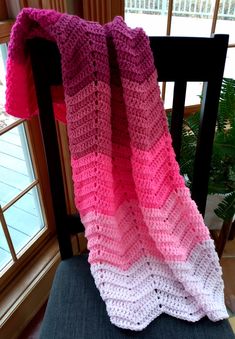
[0,42,46,275]
[125,0,235,108]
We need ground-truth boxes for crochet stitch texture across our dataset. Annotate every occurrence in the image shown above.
[5,8,228,331]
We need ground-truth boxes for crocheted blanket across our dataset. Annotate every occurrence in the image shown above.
[6,8,228,331]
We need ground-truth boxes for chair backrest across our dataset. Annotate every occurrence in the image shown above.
[28,34,228,259]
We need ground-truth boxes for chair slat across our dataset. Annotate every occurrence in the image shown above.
[150,35,227,82]
[28,34,228,259]
[170,81,187,162]
[29,39,73,259]
[191,35,228,216]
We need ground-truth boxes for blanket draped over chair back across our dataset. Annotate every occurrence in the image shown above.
[5,8,228,331]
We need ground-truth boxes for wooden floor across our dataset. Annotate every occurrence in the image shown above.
[0,126,44,269]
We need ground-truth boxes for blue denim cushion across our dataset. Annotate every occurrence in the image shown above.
[39,254,234,339]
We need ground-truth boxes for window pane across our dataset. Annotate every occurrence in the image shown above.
[3,186,45,254]
[0,222,12,271]
[125,0,168,36]
[223,47,235,79]
[216,1,235,44]
[0,43,18,130]
[0,123,35,206]
[164,81,203,109]
[216,19,235,45]
[171,0,214,36]
[185,82,203,106]
[164,82,174,109]
[158,82,164,98]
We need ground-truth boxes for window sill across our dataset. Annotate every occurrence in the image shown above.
[0,19,14,43]
[0,237,60,339]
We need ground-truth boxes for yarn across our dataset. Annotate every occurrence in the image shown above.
[5,8,228,331]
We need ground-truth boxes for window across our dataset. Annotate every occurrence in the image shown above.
[0,2,63,336]
[125,0,235,108]
[0,123,45,273]
[0,13,55,289]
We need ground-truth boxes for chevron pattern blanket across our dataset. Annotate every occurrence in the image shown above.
[5,8,228,331]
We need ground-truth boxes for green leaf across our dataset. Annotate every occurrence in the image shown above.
[214,191,235,221]
[217,78,235,131]
[213,129,235,158]
[179,112,199,180]
[174,77,235,199]
[184,111,200,137]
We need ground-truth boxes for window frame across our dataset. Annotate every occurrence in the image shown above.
[0,1,65,337]
[0,116,56,289]
[0,12,56,290]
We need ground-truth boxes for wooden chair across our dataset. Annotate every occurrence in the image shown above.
[28,35,234,338]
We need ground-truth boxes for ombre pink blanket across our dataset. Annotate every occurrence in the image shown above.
[5,8,228,331]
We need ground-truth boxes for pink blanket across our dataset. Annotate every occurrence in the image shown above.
[5,8,228,330]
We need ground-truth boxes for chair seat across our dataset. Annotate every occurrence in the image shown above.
[40,254,234,339]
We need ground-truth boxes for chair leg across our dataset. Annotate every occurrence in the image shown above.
[228,220,235,241]
[215,219,233,258]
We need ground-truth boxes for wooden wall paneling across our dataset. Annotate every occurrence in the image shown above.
[0,0,9,20]
[82,0,124,23]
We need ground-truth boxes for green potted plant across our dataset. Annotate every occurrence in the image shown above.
[179,78,235,226]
